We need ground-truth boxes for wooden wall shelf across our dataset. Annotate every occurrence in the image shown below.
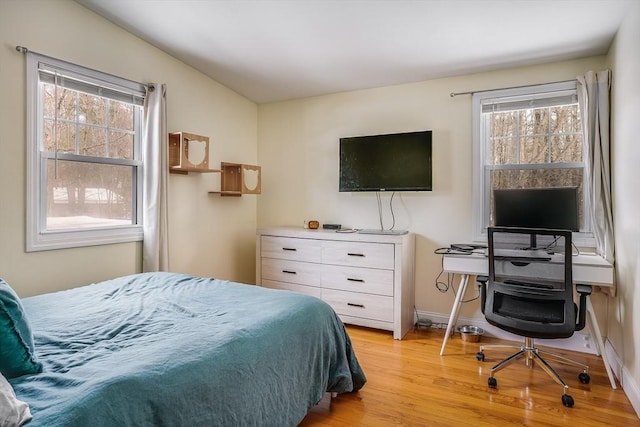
[169,132,219,174]
[209,162,261,196]
[168,132,261,195]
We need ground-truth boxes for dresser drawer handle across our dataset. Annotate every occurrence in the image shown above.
[347,253,365,257]
[282,247,297,251]
[347,278,365,283]
[282,270,297,275]
[347,303,365,308]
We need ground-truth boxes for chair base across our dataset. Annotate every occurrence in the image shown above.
[477,337,590,407]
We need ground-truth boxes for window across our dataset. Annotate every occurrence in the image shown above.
[472,81,594,247]
[26,53,146,251]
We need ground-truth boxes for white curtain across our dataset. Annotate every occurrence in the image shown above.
[577,70,614,265]
[142,83,169,272]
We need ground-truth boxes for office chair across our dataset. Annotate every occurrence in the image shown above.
[476,227,592,407]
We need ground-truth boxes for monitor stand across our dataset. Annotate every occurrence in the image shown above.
[357,229,408,235]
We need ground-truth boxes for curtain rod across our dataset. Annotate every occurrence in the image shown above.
[449,79,576,97]
[15,45,149,91]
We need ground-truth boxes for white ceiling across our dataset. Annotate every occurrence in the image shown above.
[75,0,632,104]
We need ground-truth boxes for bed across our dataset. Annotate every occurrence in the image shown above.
[0,272,366,426]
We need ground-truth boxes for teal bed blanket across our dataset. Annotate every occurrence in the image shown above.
[10,272,366,426]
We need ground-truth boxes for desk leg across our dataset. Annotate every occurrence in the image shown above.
[440,274,469,356]
[586,297,617,389]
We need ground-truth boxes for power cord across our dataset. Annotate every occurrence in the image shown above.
[389,192,397,230]
[433,247,480,303]
[374,191,400,231]
[432,254,452,293]
[523,234,581,256]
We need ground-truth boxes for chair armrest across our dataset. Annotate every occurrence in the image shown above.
[575,284,592,331]
[576,284,592,295]
[476,275,488,314]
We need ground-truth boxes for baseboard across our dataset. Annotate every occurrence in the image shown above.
[605,341,640,417]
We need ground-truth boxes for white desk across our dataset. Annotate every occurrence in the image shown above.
[441,252,616,389]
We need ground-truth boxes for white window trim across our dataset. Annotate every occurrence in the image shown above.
[471,81,595,248]
[26,53,144,252]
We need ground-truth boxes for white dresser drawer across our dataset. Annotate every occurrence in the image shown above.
[321,264,393,296]
[321,289,393,322]
[261,236,321,262]
[321,241,394,269]
[261,258,321,287]
[262,280,322,298]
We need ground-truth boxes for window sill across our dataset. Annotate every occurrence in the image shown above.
[26,226,143,252]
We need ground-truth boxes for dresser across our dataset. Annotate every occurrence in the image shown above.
[256,227,415,339]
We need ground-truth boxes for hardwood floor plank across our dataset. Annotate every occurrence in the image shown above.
[301,325,639,426]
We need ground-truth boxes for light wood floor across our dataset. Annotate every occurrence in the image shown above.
[300,325,639,426]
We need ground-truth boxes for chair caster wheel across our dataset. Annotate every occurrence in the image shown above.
[476,352,485,361]
[578,372,590,384]
[488,377,497,389]
[562,394,574,407]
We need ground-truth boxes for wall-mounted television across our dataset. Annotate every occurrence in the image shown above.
[493,187,579,231]
[339,130,432,192]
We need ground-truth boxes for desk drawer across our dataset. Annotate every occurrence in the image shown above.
[321,264,393,296]
[261,258,321,287]
[322,289,393,322]
[321,241,394,269]
[261,236,321,262]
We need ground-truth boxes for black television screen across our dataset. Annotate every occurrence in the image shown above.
[339,131,432,192]
[493,187,579,231]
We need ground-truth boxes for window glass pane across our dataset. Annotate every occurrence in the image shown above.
[110,101,134,131]
[43,83,77,121]
[43,119,76,153]
[78,93,107,126]
[520,136,549,164]
[490,137,518,165]
[551,105,581,133]
[489,168,585,229]
[551,134,583,163]
[109,131,134,159]
[519,108,548,135]
[490,111,518,137]
[45,159,134,231]
[42,84,56,118]
[78,126,107,156]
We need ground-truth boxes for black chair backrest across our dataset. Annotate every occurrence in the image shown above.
[484,227,575,339]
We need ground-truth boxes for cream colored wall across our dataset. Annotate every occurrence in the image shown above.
[257,56,608,323]
[0,0,258,297]
[608,1,640,401]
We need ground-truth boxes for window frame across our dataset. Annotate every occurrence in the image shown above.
[26,53,146,252]
[471,81,595,248]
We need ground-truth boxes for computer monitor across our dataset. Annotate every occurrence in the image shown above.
[493,187,579,231]
[493,187,579,248]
